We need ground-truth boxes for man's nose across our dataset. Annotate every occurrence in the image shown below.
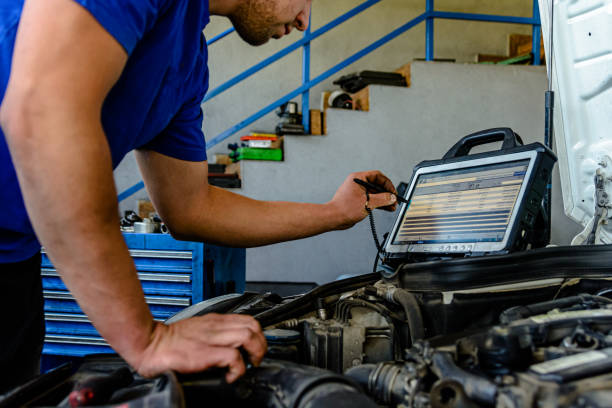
[293,2,311,31]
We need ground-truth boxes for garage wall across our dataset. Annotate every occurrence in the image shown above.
[117,0,538,211]
[203,0,536,153]
[113,1,576,285]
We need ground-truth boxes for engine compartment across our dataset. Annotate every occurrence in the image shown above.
[253,279,612,408]
[8,266,612,408]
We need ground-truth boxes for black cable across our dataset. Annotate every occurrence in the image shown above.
[372,251,380,275]
[367,207,383,253]
[365,192,386,274]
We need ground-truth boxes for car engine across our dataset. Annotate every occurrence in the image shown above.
[239,277,612,408]
[9,262,612,408]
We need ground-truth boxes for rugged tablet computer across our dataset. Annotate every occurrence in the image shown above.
[383,128,556,262]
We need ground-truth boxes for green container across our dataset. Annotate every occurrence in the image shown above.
[236,147,283,161]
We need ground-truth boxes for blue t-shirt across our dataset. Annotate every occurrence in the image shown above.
[0,0,210,262]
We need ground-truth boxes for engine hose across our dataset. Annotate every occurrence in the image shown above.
[431,352,497,406]
[390,288,425,343]
[186,360,377,408]
[344,364,376,390]
[298,383,377,408]
[346,362,415,407]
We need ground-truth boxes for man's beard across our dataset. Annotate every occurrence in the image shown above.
[230,0,279,46]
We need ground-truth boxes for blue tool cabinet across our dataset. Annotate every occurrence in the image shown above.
[41,233,245,357]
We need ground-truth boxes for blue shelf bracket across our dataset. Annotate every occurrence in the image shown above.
[425,0,434,61]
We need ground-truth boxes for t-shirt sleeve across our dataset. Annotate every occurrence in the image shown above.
[71,0,167,55]
[140,93,208,162]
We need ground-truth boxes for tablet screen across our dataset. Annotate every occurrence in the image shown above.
[392,160,530,245]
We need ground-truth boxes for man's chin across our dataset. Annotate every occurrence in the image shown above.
[231,24,271,46]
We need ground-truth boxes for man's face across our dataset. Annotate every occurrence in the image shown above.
[230,0,312,46]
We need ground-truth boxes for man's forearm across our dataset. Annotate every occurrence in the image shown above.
[1,100,154,368]
[0,0,158,366]
[172,185,347,247]
[137,150,396,248]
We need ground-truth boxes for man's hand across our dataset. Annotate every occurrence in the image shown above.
[136,314,267,383]
[328,171,398,230]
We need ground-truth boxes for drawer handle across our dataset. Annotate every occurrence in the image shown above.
[44,291,190,307]
[45,334,109,346]
[42,269,191,283]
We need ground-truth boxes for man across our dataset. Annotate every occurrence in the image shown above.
[0,0,397,392]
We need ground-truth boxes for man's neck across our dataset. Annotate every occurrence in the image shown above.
[209,0,241,16]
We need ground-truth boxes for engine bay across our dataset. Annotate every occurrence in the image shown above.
[8,250,612,408]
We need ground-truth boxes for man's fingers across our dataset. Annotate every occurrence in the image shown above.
[192,314,267,364]
[368,192,396,210]
[196,346,246,383]
[198,327,266,366]
[203,313,255,324]
[136,313,268,383]
[201,313,262,332]
[363,170,397,195]
[193,314,266,352]
[224,348,246,383]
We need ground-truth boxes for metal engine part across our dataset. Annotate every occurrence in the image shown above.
[334,292,612,408]
[298,286,420,373]
[302,306,395,373]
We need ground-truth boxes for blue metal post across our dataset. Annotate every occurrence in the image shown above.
[532,0,542,65]
[425,0,434,61]
[302,14,312,134]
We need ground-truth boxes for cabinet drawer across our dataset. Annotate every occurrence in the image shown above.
[42,269,192,297]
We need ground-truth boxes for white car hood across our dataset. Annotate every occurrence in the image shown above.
[538,0,612,244]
